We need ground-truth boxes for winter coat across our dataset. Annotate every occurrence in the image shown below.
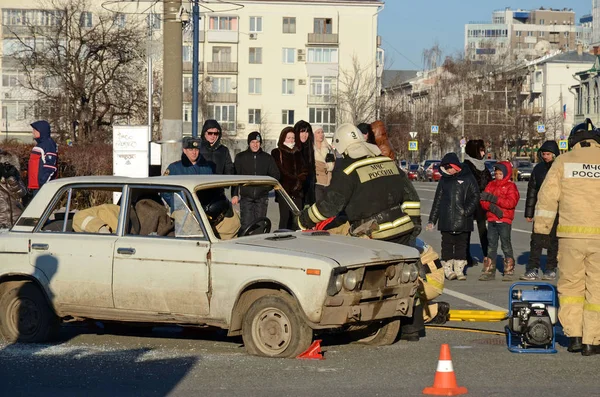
[28,120,58,190]
[233,148,280,199]
[429,153,480,233]
[0,151,26,228]
[165,153,213,176]
[272,128,308,200]
[314,141,335,187]
[524,141,559,219]
[199,119,234,175]
[480,161,520,224]
[464,139,492,192]
[294,120,316,205]
[534,139,600,239]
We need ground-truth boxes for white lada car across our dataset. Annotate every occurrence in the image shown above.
[0,175,421,357]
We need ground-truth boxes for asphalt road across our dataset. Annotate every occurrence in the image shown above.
[2,181,598,396]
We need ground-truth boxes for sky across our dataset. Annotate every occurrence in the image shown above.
[378,1,592,70]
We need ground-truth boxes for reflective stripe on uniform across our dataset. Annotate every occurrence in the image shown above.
[308,204,328,224]
[297,217,307,231]
[371,215,414,239]
[425,275,444,292]
[401,201,420,216]
[343,157,392,175]
[559,296,585,305]
[534,209,557,218]
[557,225,600,235]
[584,303,600,312]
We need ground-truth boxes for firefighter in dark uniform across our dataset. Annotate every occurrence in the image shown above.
[297,123,424,340]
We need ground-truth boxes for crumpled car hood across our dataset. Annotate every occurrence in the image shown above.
[233,232,420,267]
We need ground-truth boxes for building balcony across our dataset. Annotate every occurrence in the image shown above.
[183,62,204,73]
[531,82,543,94]
[183,30,205,43]
[307,95,336,105]
[207,62,238,74]
[208,92,237,103]
[521,106,543,115]
[307,33,339,45]
[207,30,239,43]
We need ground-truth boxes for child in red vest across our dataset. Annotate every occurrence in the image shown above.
[479,161,520,281]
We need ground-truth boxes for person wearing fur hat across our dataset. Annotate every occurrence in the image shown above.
[28,120,58,196]
[463,139,493,267]
[0,149,27,229]
[233,131,280,231]
[272,126,308,230]
[312,125,336,202]
[199,119,234,176]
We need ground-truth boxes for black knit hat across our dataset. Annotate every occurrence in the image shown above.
[247,131,262,145]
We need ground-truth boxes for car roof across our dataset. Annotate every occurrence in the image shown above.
[44,175,278,189]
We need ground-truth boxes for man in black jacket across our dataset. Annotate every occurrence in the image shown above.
[521,140,560,281]
[233,131,280,231]
[200,119,234,176]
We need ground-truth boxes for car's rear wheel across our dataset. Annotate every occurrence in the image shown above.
[0,281,59,343]
[242,294,313,358]
[354,319,401,346]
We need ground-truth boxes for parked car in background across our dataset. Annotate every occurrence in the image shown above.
[425,162,442,182]
[406,164,423,181]
[398,159,408,172]
[0,175,421,358]
[422,159,440,172]
[515,160,533,181]
[484,159,497,178]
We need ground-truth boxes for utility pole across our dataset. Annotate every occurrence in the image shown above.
[559,85,564,141]
[461,94,465,162]
[191,0,200,138]
[147,13,153,169]
[161,0,183,173]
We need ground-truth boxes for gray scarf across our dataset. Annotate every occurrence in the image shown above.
[464,153,485,171]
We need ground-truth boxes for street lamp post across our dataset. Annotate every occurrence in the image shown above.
[191,0,200,139]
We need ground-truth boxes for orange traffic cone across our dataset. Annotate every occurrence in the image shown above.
[297,339,325,360]
[422,344,468,396]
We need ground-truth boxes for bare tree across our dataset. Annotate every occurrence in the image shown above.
[7,0,149,142]
[337,55,378,125]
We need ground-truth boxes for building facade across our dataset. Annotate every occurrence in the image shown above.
[465,8,577,63]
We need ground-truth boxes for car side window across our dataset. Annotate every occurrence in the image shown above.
[39,186,124,234]
[125,187,205,239]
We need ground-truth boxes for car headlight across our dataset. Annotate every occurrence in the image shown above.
[409,263,419,282]
[401,264,411,283]
[327,272,344,296]
[343,270,359,291]
[335,274,343,292]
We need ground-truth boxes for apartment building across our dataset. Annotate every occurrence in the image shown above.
[180,0,384,153]
[0,0,384,153]
[465,8,577,63]
[578,13,593,48]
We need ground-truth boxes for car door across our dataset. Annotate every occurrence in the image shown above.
[112,186,210,317]
[30,184,123,309]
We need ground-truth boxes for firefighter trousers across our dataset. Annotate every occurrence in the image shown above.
[557,238,600,345]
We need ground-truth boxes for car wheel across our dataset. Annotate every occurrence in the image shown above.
[242,294,313,358]
[354,319,401,346]
[0,281,59,343]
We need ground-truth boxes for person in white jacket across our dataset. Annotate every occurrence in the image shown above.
[312,125,336,202]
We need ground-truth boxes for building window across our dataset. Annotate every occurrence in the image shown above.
[309,107,336,133]
[212,46,231,62]
[183,76,192,93]
[80,11,92,27]
[313,18,332,34]
[527,31,533,37]
[248,108,261,124]
[208,105,236,132]
[147,13,161,30]
[515,31,522,37]
[539,19,545,24]
[282,48,295,64]
[283,17,296,34]
[282,110,295,125]
[539,31,544,37]
[249,78,262,94]
[209,16,238,31]
[564,32,569,38]
[307,48,338,63]
[2,72,20,87]
[183,103,192,122]
[114,13,126,28]
[310,76,335,96]
[183,44,192,62]
[249,47,262,64]
[212,77,233,93]
[250,16,262,32]
[282,79,295,95]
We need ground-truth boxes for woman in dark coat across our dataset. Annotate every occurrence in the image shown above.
[272,127,308,230]
[294,120,316,207]
[463,139,493,266]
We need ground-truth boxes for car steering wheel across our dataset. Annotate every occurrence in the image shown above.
[238,217,272,237]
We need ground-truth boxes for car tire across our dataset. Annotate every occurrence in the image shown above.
[242,294,313,358]
[354,319,401,346]
[0,281,59,343]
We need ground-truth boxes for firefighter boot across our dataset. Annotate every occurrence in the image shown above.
[442,261,457,280]
[454,260,467,281]
[478,257,495,281]
[502,257,515,282]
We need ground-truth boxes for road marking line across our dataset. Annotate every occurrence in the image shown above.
[443,288,507,312]
[513,228,532,234]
